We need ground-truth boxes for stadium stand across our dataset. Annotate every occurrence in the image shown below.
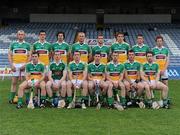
[0,23,180,68]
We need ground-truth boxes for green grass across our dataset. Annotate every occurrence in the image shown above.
[0,80,180,135]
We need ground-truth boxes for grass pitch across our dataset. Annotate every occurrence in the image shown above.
[0,80,180,135]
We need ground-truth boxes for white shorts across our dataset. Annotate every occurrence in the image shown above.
[92,79,101,85]
[27,79,39,87]
[53,80,60,84]
[71,79,83,87]
[161,70,168,80]
[12,63,25,77]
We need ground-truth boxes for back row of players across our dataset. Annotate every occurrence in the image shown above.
[8,30,169,110]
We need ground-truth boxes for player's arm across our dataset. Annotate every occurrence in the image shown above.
[119,72,124,82]
[48,70,53,83]
[155,71,160,82]
[82,65,87,81]
[140,71,149,83]
[39,67,45,83]
[124,70,132,84]
[164,55,169,71]
[88,46,92,63]
[60,69,67,82]
[87,64,93,81]
[8,49,13,68]
[155,64,160,81]
[68,65,73,81]
[106,72,113,82]
[88,73,94,81]
[25,65,31,81]
[106,65,113,82]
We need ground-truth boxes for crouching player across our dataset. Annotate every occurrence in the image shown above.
[88,51,108,108]
[66,51,88,109]
[106,51,126,109]
[46,52,67,108]
[141,51,169,109]
[123,50,152,108]
[16,52,46,109]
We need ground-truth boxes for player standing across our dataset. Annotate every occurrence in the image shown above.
[91,34,110,64]
[8,30,31,104]
[111,32,130,63]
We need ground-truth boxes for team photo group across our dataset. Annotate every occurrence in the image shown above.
[8,29,170,110]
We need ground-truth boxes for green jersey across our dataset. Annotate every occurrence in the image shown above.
[88,62,106,80]
[124,61,141,81]
[71,42,91,63]
[33,41,52,65]
[132,44,150,64]
[26,62,44,80]
[111,42,130,63]
[68,61,86,80]
[9,41,31,64]
[49,61,66,80]
[142,62,159,81]
[152,46,169,71]
[92,45,110,64]
[106,61,124,81]
[52,41,69,64]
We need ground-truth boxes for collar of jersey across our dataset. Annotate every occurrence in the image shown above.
[31,61,40,65]
[16,40,25,44]
[56,41,65,45]
[77,42,86,45]
[135,44,145,48]
[155,46,165,50]
[115,41,125,44]
[53,60,62,64]
[38,40,47,44]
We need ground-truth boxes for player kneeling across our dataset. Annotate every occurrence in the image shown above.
[88,51,108,109]
[141,51,169,109]
[106,51,126,110]
[46,52,67,108]
[16,52,46,109]
[66,51,88,109]
[124,50,152,108]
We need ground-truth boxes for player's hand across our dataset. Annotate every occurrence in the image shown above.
[11,65,16,72]
[131,82,137,89]
[34,80,40,87]
[20,65,25,71]
[160,70,165,75]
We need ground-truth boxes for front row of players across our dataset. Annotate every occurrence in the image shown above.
[16,50,169,110]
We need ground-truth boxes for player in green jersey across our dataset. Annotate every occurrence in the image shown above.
[32,30,52,68]
[71,32,91,63]
[88,51,108,108]
[111,32,130,63]
[8,30,31,104]
[123,50,152,108]
[152,35,169,86]
[46,52,67,108]
[67,51,88,109]
[141,51,169,109]
[106,51,126,109]
[91,34,110,64]
[52,32,70,64]
[16,52,46,109]
[132,34,150,64]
